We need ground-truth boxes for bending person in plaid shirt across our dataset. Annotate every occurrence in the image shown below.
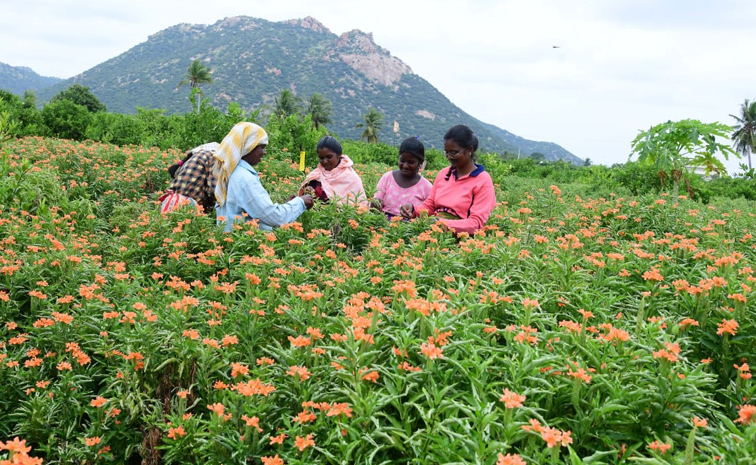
[159,142,220,213]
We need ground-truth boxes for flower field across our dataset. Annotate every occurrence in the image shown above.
[1,137,755,464]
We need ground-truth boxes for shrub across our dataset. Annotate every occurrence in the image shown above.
[40,99,92,140]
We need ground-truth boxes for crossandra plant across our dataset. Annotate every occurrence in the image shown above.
[0,136,755,464]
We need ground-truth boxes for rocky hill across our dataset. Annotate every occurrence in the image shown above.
[32,16,580,163]
[0,62,62,95]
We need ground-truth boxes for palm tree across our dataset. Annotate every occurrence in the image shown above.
[177,60,214,113]
[355,108,384,143]
[274,89,302,119]
[731,99,756,170]
[306,93,332,130]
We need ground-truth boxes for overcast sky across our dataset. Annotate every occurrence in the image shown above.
[1,0,754,171]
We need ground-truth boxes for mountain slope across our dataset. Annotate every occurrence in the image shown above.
[36,16,581,163]
[0,62,63,95]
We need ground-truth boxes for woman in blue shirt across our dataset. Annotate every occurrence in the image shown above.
[213,122,313,231]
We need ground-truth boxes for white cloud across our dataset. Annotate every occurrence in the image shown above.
[1,0,754,171]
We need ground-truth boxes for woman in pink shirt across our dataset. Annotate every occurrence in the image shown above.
[373,137,432,219]
[400,125,496,235]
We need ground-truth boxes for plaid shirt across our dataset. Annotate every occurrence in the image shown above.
[168,150,217,212]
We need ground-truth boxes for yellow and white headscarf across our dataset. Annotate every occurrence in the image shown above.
[213,122,269,207]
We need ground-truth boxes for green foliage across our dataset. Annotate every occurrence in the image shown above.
[3,137,756,463]
[356,107,384,143]
[273,89,302,119]
[730,99,756,170]
[266,113,327,167]
[630,119,737,179]
[40,99,93,140]
[341,140,396,166]
[22,90,37,109]
[85,111,143,145]
[0,61,62,95]
[0,110,18,146]
[529,152,546,161]
[305,93,332,130]
[50,84,107,113]
[0,90,44,137]
[177,60,214,113]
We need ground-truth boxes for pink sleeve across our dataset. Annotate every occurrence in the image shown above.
[440,173,496,235]
[374,172,391,201]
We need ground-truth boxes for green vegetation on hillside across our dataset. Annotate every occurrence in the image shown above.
[28,16,580,162]
[0,61,63,96]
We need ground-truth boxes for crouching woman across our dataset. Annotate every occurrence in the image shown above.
[214,122,313,231]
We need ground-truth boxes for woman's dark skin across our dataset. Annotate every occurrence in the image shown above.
[399,139,474,218]
[372,152,423,211]
[317,147,341,171]
[391,152,423,188]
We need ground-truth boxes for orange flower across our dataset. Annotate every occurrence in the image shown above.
[294,433,315,451]
[207,403,225,417]
[678,318,699,328]
[567,367,592,383]
[419,342,444,359]
[0,437,31,453]
[269,433,287,445]
[497,453,526,465]
[717,319,738,336]
[85,436,102,447]
[692,417,708,428]
[57,361,72,371]
[577,309,594,320]
[90,396,107,407]
[293,410,317,424]
[241,415,263,432]
[647,440,671,454]
[326,403,353,418]
[181,329,199,340]
[230,362,249,378]
[221,334,238,346]
[499,388,526,408]
[286,365,311,381]
[167,426,185,439]
[356,367,377,382]
[642,269,664,281]
[735,404,755,425]
[261,455,284,465]
[288,335,312,348]
[539,426,571,448]
[231,379,276,396]
[398,361,421,372]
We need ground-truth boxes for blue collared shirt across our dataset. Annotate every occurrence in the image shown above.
[216,160,306,231]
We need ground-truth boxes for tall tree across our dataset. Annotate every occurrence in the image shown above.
[177,60,214,113]
[630,119,736,193]
[731,99,756,170]
[274,89,302,119]
[22,90,37,109]
[50,84,106,113]
[355,108,384,143]
[306,93,332,130]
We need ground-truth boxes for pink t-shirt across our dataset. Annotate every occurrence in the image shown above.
[374,171,432,217]
[416,164,496,235]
